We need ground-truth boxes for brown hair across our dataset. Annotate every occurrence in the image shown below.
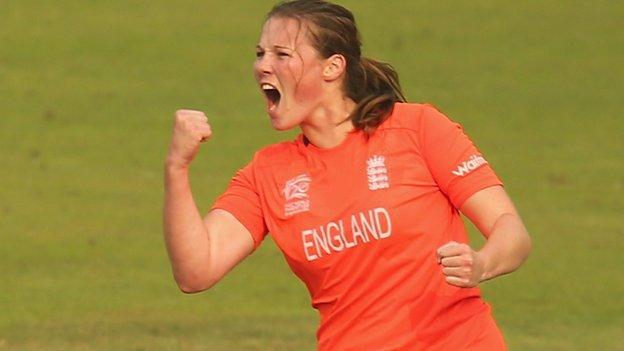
[267,0,407,134]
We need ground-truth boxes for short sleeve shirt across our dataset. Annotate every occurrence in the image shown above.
[212,103,504,350]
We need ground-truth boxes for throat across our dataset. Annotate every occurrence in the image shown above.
[300,97,358,148]
[301,122,356,149]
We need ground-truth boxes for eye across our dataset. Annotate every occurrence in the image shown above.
[255,51,265,58]
[277,52,291,58]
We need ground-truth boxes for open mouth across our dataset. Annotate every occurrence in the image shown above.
[261,83,281,110]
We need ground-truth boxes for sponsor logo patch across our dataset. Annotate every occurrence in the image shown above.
[452,154,488,177]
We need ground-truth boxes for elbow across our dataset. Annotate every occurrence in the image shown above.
[522,232,533,262]
[177,282,210,294]
[511,230,532,272]
[174,272,218,294]
[509,213,533,265]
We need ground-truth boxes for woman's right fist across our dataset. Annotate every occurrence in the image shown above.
[166,109,212,169]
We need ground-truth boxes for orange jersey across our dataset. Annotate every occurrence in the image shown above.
[213,103,506,350]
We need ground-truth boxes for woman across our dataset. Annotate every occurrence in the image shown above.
[163,1,531,349]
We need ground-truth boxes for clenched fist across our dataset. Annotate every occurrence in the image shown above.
[436,241,486,288]
[166,109,212,169]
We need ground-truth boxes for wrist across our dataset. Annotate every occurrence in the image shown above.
[165,157,190,173]
[476,249,495,283]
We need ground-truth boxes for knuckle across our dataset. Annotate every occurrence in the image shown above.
[176,114,191,124]
[176,109,190,116]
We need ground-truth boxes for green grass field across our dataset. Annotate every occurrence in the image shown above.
[1,1,623,350]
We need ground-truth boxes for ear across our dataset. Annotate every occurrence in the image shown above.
[322,54,347,82]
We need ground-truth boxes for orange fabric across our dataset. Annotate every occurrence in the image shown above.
[212,103,505,350]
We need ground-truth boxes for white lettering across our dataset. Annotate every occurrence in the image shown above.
[359,210,378,240]
[327,221,345,252]
[313,228,331,257]
[341,220,356,249]
[302,230,318,261]
[374,207,392,239]
[452,155,488,177]
[285,200,310,216]
[301,207,394,261]
[350,216,366,245]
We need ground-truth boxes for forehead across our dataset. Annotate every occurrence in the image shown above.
[258,17,313,49]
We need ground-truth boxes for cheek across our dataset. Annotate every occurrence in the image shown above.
[279,61,302,85]
[288,65,323,101]
[295,75,323,102]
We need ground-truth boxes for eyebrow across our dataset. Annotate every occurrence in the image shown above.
[255,44,294,51]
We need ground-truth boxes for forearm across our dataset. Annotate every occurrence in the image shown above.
[163,162,211,290]
[478,213,532,282]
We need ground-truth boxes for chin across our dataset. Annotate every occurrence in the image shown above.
[270,120,296,131]
[269,115,299,131]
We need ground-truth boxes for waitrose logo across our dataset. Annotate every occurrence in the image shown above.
[452,155,488,177]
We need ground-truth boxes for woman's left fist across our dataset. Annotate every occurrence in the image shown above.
[436,241,485,288]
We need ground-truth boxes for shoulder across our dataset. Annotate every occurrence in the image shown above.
[249,138,301,170]
[378,102,450,132]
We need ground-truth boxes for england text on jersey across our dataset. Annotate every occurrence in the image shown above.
[301,207,392,261]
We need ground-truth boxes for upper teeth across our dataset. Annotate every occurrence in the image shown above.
[261,83,275,91]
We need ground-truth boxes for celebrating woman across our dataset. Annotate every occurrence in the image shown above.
[164,1,531,349]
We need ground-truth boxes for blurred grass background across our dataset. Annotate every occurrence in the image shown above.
[1,0,623,350]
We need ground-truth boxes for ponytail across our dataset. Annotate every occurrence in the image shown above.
[346,57,406,134]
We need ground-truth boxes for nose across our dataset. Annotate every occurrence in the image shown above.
[254,55,273,77]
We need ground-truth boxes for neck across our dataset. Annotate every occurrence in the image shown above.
[300,96,357,149]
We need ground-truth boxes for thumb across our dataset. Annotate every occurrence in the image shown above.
[199,124,213,143]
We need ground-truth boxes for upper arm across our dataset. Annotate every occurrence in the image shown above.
[418,105,503,208]
[459,185,519,238]
[202,209,255,286]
